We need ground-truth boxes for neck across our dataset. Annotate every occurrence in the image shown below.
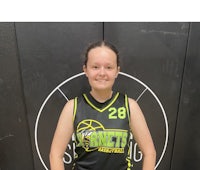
[90,89,113,103]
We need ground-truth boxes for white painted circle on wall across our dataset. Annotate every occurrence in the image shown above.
[35,72,168,170]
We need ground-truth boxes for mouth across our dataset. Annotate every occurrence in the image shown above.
[96,79,107,82]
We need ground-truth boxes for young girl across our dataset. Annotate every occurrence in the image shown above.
[49,41,156,170]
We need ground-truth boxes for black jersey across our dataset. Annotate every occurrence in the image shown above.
[73,92,132,170]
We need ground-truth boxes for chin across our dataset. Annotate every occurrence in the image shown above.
[93,85,113,91]
[90,81,114,91]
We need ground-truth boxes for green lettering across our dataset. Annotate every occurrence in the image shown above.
[121,132,128,147]
[107,132,115,147]
[115,132,122,148]
[90,132,98,147]
[98,131,107,147]
[76,130,128,149]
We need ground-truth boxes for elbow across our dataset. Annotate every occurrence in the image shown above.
[49,149,63,165]
[143,147,156,159]
[151,148,156,158]
[149,147,156,157]
[49,148,55,160]
[49,151,54,162]
[49,150,55,165]
[49,150,64,170]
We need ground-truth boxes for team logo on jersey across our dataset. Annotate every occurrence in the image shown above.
[76,119,128,153]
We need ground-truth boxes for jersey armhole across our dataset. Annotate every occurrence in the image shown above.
[73,97,78,122]
[125,94,130,124]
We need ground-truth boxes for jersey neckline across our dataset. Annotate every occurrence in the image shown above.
[83,92,120,112]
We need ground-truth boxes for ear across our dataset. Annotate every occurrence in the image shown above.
[115,66,120,78]
[83,65,88,77]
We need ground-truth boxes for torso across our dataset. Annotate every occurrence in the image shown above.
[73,92,132,170]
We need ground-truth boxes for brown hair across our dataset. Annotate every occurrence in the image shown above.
[84,40,120,66]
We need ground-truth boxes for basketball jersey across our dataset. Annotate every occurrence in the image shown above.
[73,92,132,170]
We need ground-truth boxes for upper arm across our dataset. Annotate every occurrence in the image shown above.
[50,99,75,157]
[128,98,156,155]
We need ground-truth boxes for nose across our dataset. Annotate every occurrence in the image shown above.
[99,67,106,76]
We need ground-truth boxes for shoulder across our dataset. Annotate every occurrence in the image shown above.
[63,99,75,109]
[118,92,138,107]
[127,97,143,115]
[61,98,77,117]
[128,97,138,106]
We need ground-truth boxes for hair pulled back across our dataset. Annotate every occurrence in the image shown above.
[84,40,120,66]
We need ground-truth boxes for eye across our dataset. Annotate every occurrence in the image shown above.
[106,66,113,70]
[92,65,99,69]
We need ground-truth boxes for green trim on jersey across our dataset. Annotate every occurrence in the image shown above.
[125,94,130,123]
[83,92,120,112]
[73,97,78,122]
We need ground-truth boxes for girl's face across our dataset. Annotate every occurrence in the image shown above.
[83,46,120,92]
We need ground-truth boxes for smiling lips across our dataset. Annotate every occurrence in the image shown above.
[96,79,108,83]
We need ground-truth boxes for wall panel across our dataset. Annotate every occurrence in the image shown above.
[0,23,34,170]
[171,22,200,170]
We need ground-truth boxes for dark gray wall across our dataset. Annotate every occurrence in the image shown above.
[0,23,34,169]
[0,22,199,170]
[170,23,200,170]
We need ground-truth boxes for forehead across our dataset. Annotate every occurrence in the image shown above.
[88,46,117,62]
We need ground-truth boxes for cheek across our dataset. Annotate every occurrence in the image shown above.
[84,68,92,78]
[112,70,119,78]
[85,71,96,79]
